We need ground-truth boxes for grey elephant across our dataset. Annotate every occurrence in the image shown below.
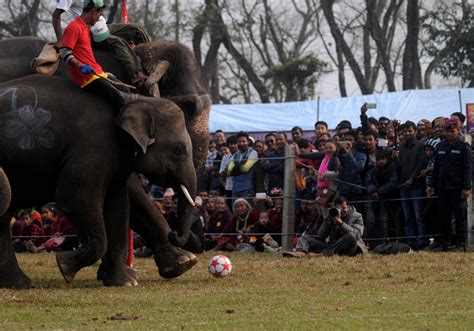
[0,74,198,288]
[0,168,11,217]
[0,37,211,286]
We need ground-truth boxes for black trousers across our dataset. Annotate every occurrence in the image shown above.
[83,77,125,112]
[309,234,359,256]
[438,189,467,245]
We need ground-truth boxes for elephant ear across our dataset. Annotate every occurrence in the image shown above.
[168,94,202,117]
[115,100,156,154]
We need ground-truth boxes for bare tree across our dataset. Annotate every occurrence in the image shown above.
[0,0,42,38]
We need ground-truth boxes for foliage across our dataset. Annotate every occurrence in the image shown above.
[263,55,329,101]
[423,2,474,87]
[1,252,474,329]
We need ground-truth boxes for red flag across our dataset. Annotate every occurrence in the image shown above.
[121,0,129,24]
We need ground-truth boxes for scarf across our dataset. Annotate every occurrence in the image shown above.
[317,154,331,189]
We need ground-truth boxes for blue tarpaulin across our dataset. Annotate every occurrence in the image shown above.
[209,88,474,132]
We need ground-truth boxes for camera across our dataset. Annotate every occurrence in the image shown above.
[337,140,350,149]
[366,103,377,109]
[328,207,341,218]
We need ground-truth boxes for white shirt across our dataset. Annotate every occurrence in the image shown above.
[56,0,83,20]
[219,153,234,191]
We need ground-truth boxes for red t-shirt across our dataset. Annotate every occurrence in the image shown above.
[60,16,105,87]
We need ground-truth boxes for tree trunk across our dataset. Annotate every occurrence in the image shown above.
[321,0,371,94]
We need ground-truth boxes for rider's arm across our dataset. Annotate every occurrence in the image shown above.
[52,8,66,42]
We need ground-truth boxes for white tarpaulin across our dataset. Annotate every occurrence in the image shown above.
[210,88,474,132]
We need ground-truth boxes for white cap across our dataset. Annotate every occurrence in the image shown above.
[91,16,110,42]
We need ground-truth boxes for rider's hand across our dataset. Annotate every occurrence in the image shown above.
[132,71,148,86]
[80,65,94,75]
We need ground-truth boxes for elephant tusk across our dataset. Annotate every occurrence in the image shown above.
[180,184,195,207]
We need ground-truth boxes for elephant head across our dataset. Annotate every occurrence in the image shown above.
[134,41,211,172]
[115,99,196,246]
[0,168,11,216]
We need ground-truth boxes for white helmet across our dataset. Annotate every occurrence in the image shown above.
[91,16,110,42]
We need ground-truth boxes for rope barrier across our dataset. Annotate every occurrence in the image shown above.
[11,233,443,242]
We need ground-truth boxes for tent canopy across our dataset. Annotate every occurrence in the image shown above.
[209,88,474,132]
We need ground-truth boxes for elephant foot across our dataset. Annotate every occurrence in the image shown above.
[0,266,32,289]
[0,236,33,289]
[56,251,79,283]
[154,245,198,279]
[102,267,138,287]
[97,262,138,287]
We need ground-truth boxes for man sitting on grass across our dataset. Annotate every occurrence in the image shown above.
[283,196,367,257]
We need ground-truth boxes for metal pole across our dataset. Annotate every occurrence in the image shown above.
[282,144,296,250]
[317,96,320,122]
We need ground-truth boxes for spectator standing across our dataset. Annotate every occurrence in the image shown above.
[291,126,305,143]
[260,132,287,193]
[264,133,277,153]
[214,130,226,147]
[314,121,329,142]
[365,148,399,247]
[427,119,471,252]
[420,138,440,248]
[300,141,339,219]
[227,132,259,199]
[398,121,427,249]
[337,130,367,209]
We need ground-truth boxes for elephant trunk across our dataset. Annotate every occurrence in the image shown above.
[0,168,11,216]
[168,170,197,247]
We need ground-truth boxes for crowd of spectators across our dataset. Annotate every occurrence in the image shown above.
[10,103,472,257]
[10,205,78,254]
[191,103,472,255]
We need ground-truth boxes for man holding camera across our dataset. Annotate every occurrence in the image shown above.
[283,197,368,257]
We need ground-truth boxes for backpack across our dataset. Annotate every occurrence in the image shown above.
[373,242,413,255]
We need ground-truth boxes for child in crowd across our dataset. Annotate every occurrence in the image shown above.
[41,204,59,237]
[205,197,234,251]
[421,138,441,249]
[251,211,280,253]
[17,210,46,253]
[267,197,283,243]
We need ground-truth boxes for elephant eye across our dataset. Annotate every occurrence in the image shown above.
[173,143,186,157]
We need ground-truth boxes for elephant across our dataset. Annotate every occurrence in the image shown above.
[0,168,11,217]
[0,74,198,288]
[0,37,211,285]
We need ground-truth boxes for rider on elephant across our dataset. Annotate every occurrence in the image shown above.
[58,0,136,110]
[53,0,150,87]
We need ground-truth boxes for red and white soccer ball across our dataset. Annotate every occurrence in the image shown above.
[208,255,232,278]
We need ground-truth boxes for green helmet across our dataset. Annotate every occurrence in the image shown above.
[84,0,105,9]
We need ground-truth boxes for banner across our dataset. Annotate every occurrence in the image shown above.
[467,103,474,133]
[121,0,129,24]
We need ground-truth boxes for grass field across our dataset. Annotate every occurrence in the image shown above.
[1,251,474,330]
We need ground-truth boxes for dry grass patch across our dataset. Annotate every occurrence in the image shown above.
[0,251,473,329]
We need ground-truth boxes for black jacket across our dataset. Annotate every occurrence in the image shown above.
[430,138,472,191]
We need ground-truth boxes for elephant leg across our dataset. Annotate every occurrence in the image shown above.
[55,172,108,283]
[97,181,138,287]
[0,212,32,289]
[128,175,197,279]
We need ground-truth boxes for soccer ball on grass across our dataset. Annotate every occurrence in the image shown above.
[208,255,232,278]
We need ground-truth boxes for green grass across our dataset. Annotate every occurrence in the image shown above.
[1,251,473,330]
